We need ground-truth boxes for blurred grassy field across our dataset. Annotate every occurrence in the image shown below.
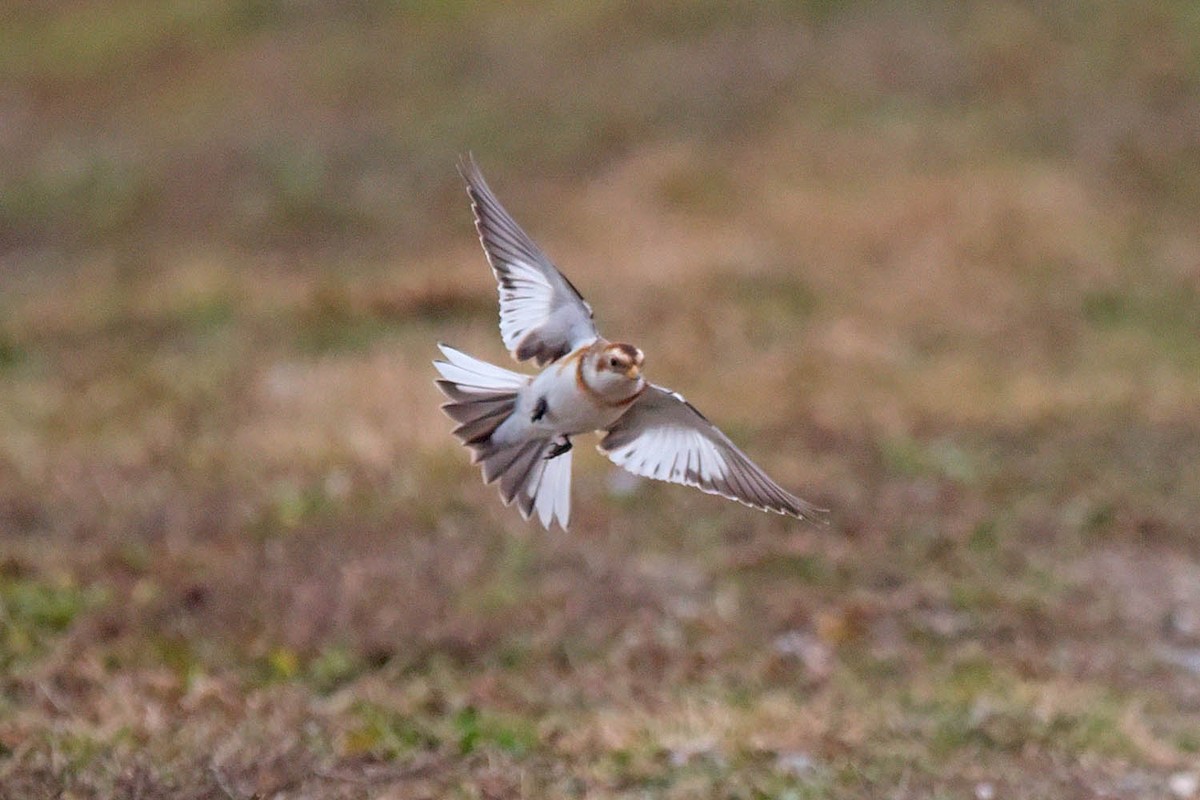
[2,1,1200,797]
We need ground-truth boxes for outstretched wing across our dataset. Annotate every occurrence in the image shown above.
[459,155,599,365]
[598,386,825,520]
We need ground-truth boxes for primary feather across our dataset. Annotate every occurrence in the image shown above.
[458,155,597,366]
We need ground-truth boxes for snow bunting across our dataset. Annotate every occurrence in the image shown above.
[434,156,823,530]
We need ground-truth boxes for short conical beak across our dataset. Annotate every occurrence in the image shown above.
[625,365,640,380]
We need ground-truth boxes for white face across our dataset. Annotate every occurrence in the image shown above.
[584,344,645,398]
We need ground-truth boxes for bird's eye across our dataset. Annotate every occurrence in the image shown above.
[609,357,620,368]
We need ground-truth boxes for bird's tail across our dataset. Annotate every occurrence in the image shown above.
[433,344,572,529]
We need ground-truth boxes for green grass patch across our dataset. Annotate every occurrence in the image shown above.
[457,535,538,614]
[0,330,25,370]
[289,276,490,355]
[343,700,440,758]
[453,705,538,756]
[150,634,203,683]
[340,701,538,760]
[1,575,108,669]
[294,301,405,356]
[172,295,235,334]
[0,150,153,242]
[967,519,999,553]
[249,643,367,691]
[880,435,981,484]
[1176,729,1200,754]
[1082,283,1200,370]
[918,664,1136,761]
[251,475,355,537]
[736,552,831,585]
[306,644,363,693]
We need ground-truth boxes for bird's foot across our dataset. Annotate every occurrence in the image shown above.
[544,435,573,460]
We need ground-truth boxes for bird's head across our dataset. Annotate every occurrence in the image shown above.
[599,342,644,381]
[579,342,646,403]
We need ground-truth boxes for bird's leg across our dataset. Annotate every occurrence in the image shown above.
[544,435,573,460]
[531,395,548,423]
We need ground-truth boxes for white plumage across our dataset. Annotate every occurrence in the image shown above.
[434,156,823,529]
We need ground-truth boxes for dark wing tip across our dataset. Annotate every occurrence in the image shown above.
[728,486,827,523]
[456,151,479,179]
[776,495,830,522]
[748,468,829,523]
[456,155,506,247]
[457,153,489,209]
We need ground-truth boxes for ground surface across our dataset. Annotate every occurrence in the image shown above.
[2,2,1200,798]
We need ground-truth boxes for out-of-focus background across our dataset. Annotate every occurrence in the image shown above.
[2,2,1199,797]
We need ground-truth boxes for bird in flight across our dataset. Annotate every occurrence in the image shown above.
[434,155,823,529]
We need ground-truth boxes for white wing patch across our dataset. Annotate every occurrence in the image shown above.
[598,385,824,520]
[498,260,555,349]
[607,426,726,486]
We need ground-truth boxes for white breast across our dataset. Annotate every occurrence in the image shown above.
[528,360,619,435]
[489,350,640,447]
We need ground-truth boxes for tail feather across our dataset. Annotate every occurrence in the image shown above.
[435,379,498,408]
[439,392,513,424]
[532,448,572,528]
[433,345,526,455]
[505,441,571,529]
[514,468,539,519]
[498,440,545,503]
[453,407,515,447]
[435,343,526,391]
[433,345,572,530]
[481,439,533,483]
